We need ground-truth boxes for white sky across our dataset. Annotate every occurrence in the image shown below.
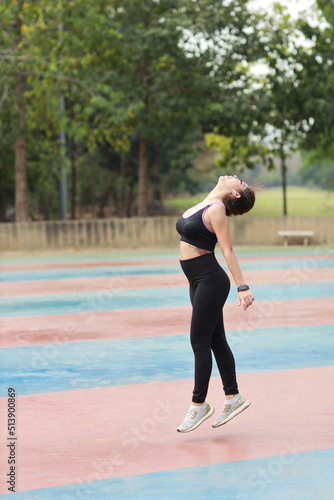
[248,0,317,19]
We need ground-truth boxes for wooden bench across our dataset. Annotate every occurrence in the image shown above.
[277,230,314,246]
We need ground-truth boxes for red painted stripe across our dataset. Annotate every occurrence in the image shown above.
[0,259,177,272]
[0,366,333,493]
[2,268,334,298]
[1,297,333,348]
[0,274,187,297]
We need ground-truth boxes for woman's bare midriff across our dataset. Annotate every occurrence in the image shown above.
[179,241,214,260]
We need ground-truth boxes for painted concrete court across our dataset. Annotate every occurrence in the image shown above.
[0,246,334,499]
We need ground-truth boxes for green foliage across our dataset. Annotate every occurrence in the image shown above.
[205,131,272,172]
[295,0,334,156]
[1,0,334,220]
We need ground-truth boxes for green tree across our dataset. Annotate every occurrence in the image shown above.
[203,78,275,175]
[296,0,334,159]
[0,0,132,220]
[0,1,67,220]
[0,0,30,221]
[2,0,305,221]
[107,0,269,215]
[26,0,131,219]
[250,4,310,215]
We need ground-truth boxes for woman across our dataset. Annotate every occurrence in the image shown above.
[175,174,255,433]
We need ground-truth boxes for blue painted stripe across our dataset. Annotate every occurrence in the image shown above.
[1,447,332,499]
[1,281,334,317]
[1,255,333,282]
[1,325,333,396]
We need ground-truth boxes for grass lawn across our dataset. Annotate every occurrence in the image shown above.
[166,186,334,217]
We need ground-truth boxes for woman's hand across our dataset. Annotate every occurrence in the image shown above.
[238,290,254,311]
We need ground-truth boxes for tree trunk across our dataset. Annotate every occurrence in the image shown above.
[14,74,28,221]
[159,175,167,203]
[59,94,67,220]
[0,193,6,221]
[127,182,135,218]
[69,139,76,219]
[14,9,28,222]
[138,44,149,217]
[80,188,90,217]
[97,186,113,218]
[280,143,287,216]
[116,155,129,217]
[138,136,148,216]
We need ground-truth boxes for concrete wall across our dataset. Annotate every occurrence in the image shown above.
[0,215,333,252]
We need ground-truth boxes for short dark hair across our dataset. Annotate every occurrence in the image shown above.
[224,186,255,217]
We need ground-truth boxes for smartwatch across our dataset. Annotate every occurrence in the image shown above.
[237,284,249,292]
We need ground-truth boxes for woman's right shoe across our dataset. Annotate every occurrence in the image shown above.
[212,395,251,428]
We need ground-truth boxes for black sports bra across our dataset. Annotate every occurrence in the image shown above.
[176,201,224,251]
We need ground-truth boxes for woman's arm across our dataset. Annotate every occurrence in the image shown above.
[208,204,254,310]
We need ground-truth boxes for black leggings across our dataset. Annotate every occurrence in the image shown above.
[180,253,238,403]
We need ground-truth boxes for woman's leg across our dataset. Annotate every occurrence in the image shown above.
[211,311,238,396]
[190,269,230,403]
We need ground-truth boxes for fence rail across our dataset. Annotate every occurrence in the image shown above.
[0,215,333,251]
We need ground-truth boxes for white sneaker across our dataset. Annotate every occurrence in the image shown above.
[212,395,251,428]
[177,402,215,433]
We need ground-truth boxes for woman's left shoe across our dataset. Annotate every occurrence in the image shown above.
[212,395,251,428]
[177,402,215,433]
